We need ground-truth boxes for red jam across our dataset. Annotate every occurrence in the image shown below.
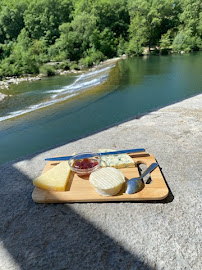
[73,158,98,170]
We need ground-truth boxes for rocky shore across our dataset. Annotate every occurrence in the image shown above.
[0,75,43,101]
[0,94,201,270]
[0,75,42,90]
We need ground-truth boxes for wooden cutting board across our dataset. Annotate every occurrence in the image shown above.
[32,152,169,203]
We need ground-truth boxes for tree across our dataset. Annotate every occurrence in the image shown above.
[0,0,201,78]
[176,0,202,51]
[72,0,130,39]
[24,0,73,44]
[50,12,98,61]
[160,30,172,49]
[127,11,147,55]
[179,0,202,37]
[172,30,201,52]
[0,2,26,42]
[128,0,180,50]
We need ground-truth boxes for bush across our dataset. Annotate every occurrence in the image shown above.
[151,48,160,55]
[160,31,172,49]
[117,36,127,56]
[48,44,68,61]
[172,31,187,52]
[161,48,170,55]
[57,60,71,70]
[0,56,30,76]
[79,51,105,67]
[39,65,55,76]
[69,63,79,70]
[79,56,93,67]
[90,51,105,64]
[172,31,201,53]
[126,38,143,56]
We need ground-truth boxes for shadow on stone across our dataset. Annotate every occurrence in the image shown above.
[0,162,155,270]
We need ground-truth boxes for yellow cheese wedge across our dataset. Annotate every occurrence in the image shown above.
[99,149,135,168]
[33,161,71,191]
[89,167,125,196]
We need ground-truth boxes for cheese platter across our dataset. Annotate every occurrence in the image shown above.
[32,150,169,203]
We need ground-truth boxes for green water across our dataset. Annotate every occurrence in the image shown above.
[0,53,202,164]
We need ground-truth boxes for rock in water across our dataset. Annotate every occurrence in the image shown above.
[0,92,7,101]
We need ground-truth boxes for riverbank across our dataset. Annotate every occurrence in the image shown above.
[0,94,201,269]
[0,56,124,96]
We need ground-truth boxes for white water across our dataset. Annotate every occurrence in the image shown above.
[0,64,115,122]
[49,74,108,97]
[0,93,77,122]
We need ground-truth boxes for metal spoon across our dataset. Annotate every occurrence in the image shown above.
[125,163,158,194]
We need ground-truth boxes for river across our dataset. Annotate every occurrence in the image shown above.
[0,52,202,164]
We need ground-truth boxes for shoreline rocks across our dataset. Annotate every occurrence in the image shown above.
[0,92,7,101]
[0,75,42,90]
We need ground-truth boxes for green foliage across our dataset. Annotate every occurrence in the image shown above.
[0,0,201,78]
[179,0,202,36]
[0,49,40,76]
[127,38,144,56]
[128,11,147,54]
[0,41,14,60]
[177,0,202,51]
[73,0,130,39]
[173,30,202,52]
[56,60,71,70]
[117,36,128,56]
[151,48,160,55]
[172,31,187,52]
[98,28,117,57]
[51,12,98,62]
[69,62,79,70]
[160,31,172,49]
[79,51,105,67]
[128,0,181,49]
[39,65,56,76]
[0,2,27,42]
[24,0,73,44]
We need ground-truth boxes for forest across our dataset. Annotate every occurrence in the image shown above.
[0,0,201,77]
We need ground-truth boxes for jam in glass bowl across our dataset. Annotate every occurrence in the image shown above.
[68,152,101,176]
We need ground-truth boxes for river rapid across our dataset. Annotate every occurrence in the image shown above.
[0,53,201,164]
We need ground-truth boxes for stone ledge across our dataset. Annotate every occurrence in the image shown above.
[0,94,201,270]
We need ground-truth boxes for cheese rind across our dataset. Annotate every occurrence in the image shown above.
[89,167,125,196]
[33,161,71,191]
[99,149,135,168]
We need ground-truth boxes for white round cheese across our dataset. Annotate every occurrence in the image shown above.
[89,167,125,196]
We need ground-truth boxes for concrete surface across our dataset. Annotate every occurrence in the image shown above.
[0,94,201,270]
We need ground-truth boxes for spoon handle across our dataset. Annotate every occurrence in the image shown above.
[125,163,159,194]
[140,163,158,180]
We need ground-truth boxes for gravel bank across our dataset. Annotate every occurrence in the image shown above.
[0,94,201,270]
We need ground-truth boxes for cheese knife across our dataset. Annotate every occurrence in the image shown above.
[45,148,146,161]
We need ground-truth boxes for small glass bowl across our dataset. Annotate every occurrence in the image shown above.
[68,152,101,176]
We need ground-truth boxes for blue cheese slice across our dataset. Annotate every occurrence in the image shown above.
[89,167,125,196]
[99,149,135,168]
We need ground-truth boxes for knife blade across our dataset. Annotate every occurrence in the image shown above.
[45,148,145,161]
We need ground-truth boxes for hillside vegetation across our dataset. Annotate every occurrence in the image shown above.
[0,0,201,77]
